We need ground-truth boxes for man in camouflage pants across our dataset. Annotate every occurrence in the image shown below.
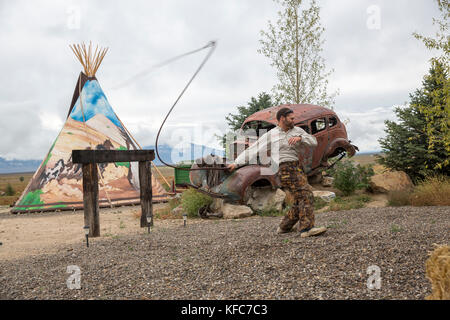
[227,107,327,237]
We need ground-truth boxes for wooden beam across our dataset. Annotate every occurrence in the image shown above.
[72,150,155,164]
[139,161,153,228]
[82,163,100,237]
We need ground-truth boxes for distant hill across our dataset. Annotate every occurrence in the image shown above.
[0,157,41,174]
[0,143,225,173]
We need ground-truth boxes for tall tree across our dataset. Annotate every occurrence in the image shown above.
[413,0,449,65]
[378,62,448,182]
[217,92,274,149]
[258,0,338,108]
[412,0,450,170]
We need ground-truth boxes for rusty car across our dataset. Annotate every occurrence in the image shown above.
[189,104,358,204]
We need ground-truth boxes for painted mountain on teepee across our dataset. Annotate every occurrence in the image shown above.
[12,47,168,212]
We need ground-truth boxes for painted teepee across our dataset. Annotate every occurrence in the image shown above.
[12,43,169,213]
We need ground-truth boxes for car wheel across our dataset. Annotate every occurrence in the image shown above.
[308,172,323,185]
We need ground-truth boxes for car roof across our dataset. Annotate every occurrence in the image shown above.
[242,104,336,127]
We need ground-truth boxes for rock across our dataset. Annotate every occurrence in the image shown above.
[313,191,336,202]
[210,198,225,212]
[369,171,413,193]
[171,205,184,215]
[322,176,334,187]
[221,203,253,219]
[0,191,4,196]
[247,187,286,212]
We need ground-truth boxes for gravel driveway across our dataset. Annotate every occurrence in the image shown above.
[0,206,448,300]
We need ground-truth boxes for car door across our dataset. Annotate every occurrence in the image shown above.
[295,122,313,173]
[309,117,329,169]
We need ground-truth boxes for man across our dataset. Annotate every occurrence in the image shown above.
[227,107,327,238]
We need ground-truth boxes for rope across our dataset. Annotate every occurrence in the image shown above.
[154,40,228,172]
[115,114,172,189]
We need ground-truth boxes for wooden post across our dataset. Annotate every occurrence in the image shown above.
[139,161,153,227]
[82,163,100,237]
[73,149,155,235]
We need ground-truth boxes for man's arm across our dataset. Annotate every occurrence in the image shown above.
[293,127,317,147]
[233,130,272,166]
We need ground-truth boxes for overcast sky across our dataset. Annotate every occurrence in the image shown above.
[0,0,441,160]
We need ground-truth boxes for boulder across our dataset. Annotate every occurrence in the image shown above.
[313,190,336,202]
[210,198,225,212]
[246,187,286,212]
[171,205,184,215]
[221,203,253,219]
[369,171,413,193]
[322,176,334,187]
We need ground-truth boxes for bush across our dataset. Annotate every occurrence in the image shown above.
[327,160,374,196]
[181,189,213,218]
[328,195,371,211]
[411,175,450,206]
[5,183,15,196]
[387,190,412,207]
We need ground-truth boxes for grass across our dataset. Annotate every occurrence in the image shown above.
[387,190,412,206]
[410,175,450,206]
[135,198,184,220]
[181,189,213,218]
[326,217,349,229]
[390,224,402,233]
[314,198,328,210]
[255,207,287,217]
[327,194,371,212]
[0,173,33,206]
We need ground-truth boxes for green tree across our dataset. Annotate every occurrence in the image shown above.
[258,0,338,108]
[413,0,450,170]
[413,0,449,65]
[217,92,274,148]
[378,62,449,182]
[19,176,24,182]
[5,183,15,196]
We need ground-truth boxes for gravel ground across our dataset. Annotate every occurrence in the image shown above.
[0,206,448,300]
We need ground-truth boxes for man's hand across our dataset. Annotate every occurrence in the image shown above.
[288,136,302,145]
[226,163,237,172]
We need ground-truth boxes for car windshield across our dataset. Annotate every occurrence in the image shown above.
[241,121,276,138]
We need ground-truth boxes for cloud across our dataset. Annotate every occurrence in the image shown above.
[0,0,441,159]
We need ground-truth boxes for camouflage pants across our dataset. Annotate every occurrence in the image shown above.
[278,161,315,232]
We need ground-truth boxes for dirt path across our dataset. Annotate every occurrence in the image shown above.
[0,204,202,261]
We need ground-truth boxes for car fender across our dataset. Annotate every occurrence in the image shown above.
[212,165,279,203]
[325,138,358,158]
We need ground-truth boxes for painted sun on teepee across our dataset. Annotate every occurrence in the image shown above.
[12,43,169,213]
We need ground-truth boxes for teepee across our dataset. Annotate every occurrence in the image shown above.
[12,43,169,213]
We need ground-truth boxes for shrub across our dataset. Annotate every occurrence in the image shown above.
[181,189,213,218]
[387,190,412,207]
[5,183,15,196]
[411,175,450,206]
[328,195,371,211]
[327,160,374,196]
[19,176,24,182]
